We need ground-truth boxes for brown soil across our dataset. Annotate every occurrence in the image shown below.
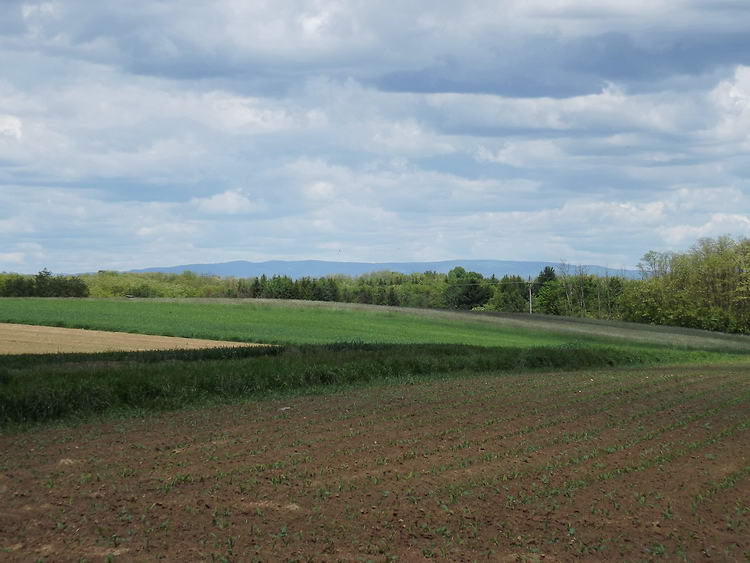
[0,323,264,354]
[1,364,748,561]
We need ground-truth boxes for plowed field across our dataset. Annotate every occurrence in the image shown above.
[1,364,748,560]
[0,323,262,354]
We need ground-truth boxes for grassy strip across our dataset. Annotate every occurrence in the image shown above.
[0,344,281,370]
[0,343,729,427]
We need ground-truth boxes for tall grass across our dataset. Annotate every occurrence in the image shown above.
[0,343,732,427]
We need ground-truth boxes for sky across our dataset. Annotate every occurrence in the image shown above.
[1,0,750,273]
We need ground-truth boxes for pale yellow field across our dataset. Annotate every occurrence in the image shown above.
[0,323,262,354]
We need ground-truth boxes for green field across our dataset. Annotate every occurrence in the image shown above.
[2,297,750,350]
[0,297,574,346]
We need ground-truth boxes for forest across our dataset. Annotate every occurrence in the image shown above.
[2,236,748,334]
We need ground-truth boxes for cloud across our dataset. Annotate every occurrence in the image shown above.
[476,140,567,168]
[0,3,749,273]
[191,190,266,215]
[0,252,25,264]
[7,1,749,95]
[303,181,336,201]
[0,115,22,139]
[706,65,750,145]
[659,213,750,245]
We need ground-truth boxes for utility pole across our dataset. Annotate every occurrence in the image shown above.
[528,277,533,314]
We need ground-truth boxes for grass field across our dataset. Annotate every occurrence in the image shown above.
[0,298,582,347]
[1,298,749,559]
[2,297,750,350]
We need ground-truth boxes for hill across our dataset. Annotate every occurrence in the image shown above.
[130,259,638,279]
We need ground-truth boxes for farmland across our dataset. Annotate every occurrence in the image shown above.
[0,323,267,355]
[1,298,749,560]
[1,364,749,560]
[0,297,593,347]
[2,297,750,350]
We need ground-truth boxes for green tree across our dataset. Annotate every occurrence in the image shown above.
[534,280,563,315]
[485,275,527,312]
[34,268,55,296]
[442,267,491,310]
[534,266,557,293]
[1,274,35,297]
[385,286,400,306]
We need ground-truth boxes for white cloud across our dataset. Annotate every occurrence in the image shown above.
[191,190,265,215]
[476,140,567,167]
[668,186,745,213]
[0,216,35,234]
[477,200,667,234]
[135,222,199,238]
[706,65,750,146]
[304,181,336,200]
[659,213,750,245]
[368,119,454,156]
[428,82,708,136]
[0,115,22,139]
[0,252,25,264]
[21,1,61,38]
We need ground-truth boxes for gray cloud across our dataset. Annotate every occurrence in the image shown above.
[8,2,750,93]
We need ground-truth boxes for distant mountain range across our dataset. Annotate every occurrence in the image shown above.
[131,259,639,279]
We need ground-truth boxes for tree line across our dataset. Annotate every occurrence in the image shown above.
[617,236,750,333]
[3,236,748,333]
[0,269,89,297]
